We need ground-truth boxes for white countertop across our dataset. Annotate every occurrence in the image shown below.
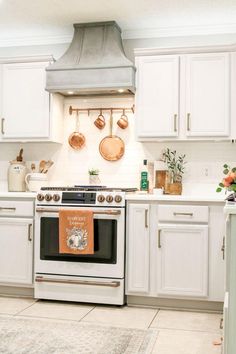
[126,183,227,203]
[0,191,36,198]
[125,193,225,203]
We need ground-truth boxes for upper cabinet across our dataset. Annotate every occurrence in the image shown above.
[184,53,229,138]
[135,55,179,138]
[135,48,231,141]
[0,56,63,142]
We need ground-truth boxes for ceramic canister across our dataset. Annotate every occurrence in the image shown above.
[8,161,27,192]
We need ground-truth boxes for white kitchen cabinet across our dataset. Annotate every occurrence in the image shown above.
[135,49,230,140]
[126,203,150,294]
[126,200,224,307]
[222,210,236,354]
[156,224,208,297]
[135,55,179,138]
[0,56,63,142]
[0,218,33,285]
[185,53,229,137]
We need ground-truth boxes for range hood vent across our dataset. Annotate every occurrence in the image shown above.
[45,21,136,96]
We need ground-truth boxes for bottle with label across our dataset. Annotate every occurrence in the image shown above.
[140,159,149,192]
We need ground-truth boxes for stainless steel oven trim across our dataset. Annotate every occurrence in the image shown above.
[36,207,121,215]
[35,276,120,287]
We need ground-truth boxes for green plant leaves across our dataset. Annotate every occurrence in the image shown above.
[216,187,222,192]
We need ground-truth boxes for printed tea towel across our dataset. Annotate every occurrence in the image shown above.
[59,210,94,254]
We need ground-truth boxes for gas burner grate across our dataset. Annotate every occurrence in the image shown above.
[40,186,138,192]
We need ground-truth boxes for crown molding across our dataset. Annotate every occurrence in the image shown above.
[0,54,54,64]
[122,23,236,39]
[0,23,236,48]
[0,34,72,48]
[134,43,236,56]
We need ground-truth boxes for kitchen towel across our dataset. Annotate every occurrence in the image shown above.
[59,209,94,254]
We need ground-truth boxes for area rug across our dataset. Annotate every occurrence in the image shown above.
[0,315,158,354]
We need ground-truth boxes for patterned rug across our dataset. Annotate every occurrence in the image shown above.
[0,315,158,354]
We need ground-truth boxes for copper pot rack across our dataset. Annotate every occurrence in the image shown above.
[69,105,134,116]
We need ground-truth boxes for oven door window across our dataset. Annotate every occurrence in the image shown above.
[40,217,117,264]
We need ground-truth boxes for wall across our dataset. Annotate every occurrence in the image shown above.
[0,33,236,191]
[0,94,236,192]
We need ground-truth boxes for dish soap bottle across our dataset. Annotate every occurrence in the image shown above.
[140,159,149,192]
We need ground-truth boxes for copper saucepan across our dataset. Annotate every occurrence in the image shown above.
[68,111,86,150]
[99,112,125,161]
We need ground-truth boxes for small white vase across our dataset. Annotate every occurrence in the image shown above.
[89,174,100,185]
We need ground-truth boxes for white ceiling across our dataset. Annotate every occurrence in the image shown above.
[0,0,236,46]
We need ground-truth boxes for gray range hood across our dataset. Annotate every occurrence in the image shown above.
[45,21,136,96]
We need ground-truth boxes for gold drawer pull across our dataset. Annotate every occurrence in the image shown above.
[187,113,191,131]
[174,114,177,132]
[173,212,193,217]
[28,224,33,242]
[145,209,148,228]
[158,229,161,248]
[0,207,16,211]
[1,118,5,135]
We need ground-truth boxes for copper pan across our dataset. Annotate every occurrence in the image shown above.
[99,113,125,161]
[68,111,86,150]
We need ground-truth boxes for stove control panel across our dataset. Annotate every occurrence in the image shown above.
[36,190,125,207]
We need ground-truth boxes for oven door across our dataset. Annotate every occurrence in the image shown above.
[35,206,125,278]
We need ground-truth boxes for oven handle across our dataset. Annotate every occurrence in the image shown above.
[35,208,121,215]
[35,276,120,288]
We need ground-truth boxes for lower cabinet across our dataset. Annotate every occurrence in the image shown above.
[126,201,225,305]
[157,224,208,297]
[223,212,236,354]
[0,218,33,285]
[126,203,150,294]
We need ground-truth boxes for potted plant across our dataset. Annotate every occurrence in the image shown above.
[216,164,236,194]
[162,148,186,195]
[88,168,100,185]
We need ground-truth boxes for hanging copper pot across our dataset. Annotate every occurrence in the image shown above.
[99,112,125,161]
[68,111,86,150]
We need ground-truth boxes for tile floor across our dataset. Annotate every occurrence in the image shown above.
[0,296,223,354]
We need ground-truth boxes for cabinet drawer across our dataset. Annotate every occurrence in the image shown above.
[158,205,208,223]
[0,200,34,217]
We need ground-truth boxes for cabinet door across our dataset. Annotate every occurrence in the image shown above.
[135,55,179,138]
[2,61,50,139]
[185,53,229,137]
[0,218,33,285]
[157,224,208,298]
[126,204,150,294]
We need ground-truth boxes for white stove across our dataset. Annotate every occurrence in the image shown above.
[34,186,136,305]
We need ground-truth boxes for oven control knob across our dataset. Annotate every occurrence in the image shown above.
[37,193,44,201]
[53,194,60,202]
[45,193,52,202]
[97,195,105,203]
[115,195,122,203]
[106,195,114,203]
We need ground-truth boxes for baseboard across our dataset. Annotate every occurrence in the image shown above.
[0,286,34,298]
[127,295,223,313]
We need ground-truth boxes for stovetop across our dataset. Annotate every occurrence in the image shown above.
[40,186,138,192]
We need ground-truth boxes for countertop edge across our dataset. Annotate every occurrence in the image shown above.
[0,192,36,198]
[125,194,225,203]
